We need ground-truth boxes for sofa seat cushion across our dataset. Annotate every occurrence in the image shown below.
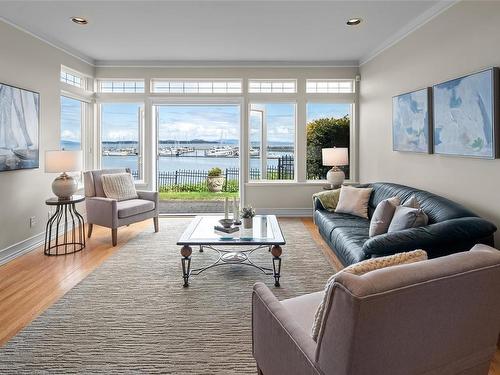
[117,199,155,219]
[329,226,370,266]
[315,210,370,238]
[281,291,323,333]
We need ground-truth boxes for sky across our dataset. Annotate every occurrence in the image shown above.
[61,101,351,145]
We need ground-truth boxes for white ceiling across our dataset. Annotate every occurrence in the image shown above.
[0,0,454,66]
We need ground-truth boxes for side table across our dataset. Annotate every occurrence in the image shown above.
[44,195,86,256]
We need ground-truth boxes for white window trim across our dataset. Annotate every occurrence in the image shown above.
[97,79,146,94]
[150,78,243,94]
[248,79,297,94]
[247,100,298,183]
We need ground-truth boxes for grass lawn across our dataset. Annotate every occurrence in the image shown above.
[159,191,239,200]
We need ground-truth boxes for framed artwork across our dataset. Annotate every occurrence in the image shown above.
[0,82,40,171]
[392,87,432,153]
[433,68,499,159]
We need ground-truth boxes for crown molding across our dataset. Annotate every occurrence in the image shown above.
[0,16,96,66]
[93,60,359,68]
[359,0,460,66]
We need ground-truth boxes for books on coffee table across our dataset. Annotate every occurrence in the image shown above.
[214,225,240,234]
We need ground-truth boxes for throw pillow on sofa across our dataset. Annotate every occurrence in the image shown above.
[403,195,421,209]
[312,188,341,212]
[369,196,400,237]
[387,205,429,233]
[101,172,138,201]
[335,185,373,219]
[311,249,428,341]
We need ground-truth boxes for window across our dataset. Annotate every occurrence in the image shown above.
[151,79,242,94]
[306,80,354,93]
[60,96,83,150]
[306,103,351,180]
[100,103,144,180]
[60,71,84,88]
[99,80,145,93]
[248,80,296,94]
[249,103,295,181]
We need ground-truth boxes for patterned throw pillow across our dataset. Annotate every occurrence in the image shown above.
[101,173,138,201]
[310,249,428,341]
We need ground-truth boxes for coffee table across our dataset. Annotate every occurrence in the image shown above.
[177,215,285,287]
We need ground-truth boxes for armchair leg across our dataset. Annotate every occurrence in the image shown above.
[87,223,93,238]
[112,228,117,247]
[153,216,159,233]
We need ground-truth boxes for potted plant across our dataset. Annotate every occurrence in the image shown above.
[207,167,224,192]
[241,205,256,229]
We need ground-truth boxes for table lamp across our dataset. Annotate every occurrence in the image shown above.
[322,147,348,188]
[45,150,82,200]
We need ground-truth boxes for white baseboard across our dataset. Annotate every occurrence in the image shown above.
[0,230,47,266]
[0,212,87,266]
[257,208,313,217]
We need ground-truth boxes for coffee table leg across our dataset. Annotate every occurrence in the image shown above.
[199,245,204,253]
[181,245,193,287]
[271,245,282,287]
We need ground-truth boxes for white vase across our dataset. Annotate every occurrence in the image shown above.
[243,217,253,229]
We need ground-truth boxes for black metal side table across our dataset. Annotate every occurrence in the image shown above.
[44,195,86,256]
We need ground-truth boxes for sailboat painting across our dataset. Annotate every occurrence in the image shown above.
[0,83,40,171]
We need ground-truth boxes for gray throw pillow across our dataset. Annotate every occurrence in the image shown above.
[403,195,421,209]
[369,196,400,237]
[388,205,429,233]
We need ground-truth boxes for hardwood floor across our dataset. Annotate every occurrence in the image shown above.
[0,217,498,374]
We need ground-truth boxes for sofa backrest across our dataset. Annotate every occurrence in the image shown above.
[362,182,477,224]
[315,244,500,375]
[83,168,130,197]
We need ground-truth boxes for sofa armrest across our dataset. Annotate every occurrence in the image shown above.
[85,197,118,228]
[313,197,325,211]
[362,217,497,257]
[137,190,159,207]
[252,282,319,375]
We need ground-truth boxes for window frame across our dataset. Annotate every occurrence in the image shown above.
[306,79,355,94]
[97,79,146,94]
[247,100,298,183]
[150,79,243,94]
[97,101,146,183]
[248,79,297,94]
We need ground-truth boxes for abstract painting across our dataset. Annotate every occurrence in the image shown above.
[433,68,498,158]
[0,83,39,171]
[392,87,431,153]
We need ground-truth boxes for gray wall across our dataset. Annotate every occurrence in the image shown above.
[0,21,93,255]
[359,1,500,243]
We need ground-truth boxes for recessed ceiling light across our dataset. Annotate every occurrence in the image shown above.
[71,17,88,25]
[346,18,362,26]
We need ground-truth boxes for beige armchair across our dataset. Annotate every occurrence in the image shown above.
[252,244,500,375]
[84,169,159,246]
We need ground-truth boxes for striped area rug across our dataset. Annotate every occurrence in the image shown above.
[0,218,336,374]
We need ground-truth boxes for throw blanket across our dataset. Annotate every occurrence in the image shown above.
[312,189,341,212]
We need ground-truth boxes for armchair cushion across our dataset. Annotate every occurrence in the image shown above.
[281,292,323,333]
[117,199,155,219]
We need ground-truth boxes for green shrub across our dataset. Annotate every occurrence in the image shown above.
[207,167,222,177]
[306,116,350,180]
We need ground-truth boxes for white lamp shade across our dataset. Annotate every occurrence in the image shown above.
[45,150,82,173]
[322,148,348,167]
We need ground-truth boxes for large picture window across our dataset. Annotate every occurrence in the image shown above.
[60,96,83,151]
[249,103,295,181]
[100,103,144,180]
[306,103,351,180]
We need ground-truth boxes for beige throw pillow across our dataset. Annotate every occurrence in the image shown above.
[101,173,138,201]
[369,196,400,237]
[310,249,428,341]
[312,189,341,212]
[335,186,373,219]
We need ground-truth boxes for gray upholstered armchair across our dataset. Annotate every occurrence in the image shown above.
[252,244,500,375]
[84,168,159,246]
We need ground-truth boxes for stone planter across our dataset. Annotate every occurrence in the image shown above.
[243,217,253,229]
[207,176,224,192]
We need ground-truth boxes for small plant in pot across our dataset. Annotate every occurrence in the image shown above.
[207,167,224,192]
[241,205,256,229]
